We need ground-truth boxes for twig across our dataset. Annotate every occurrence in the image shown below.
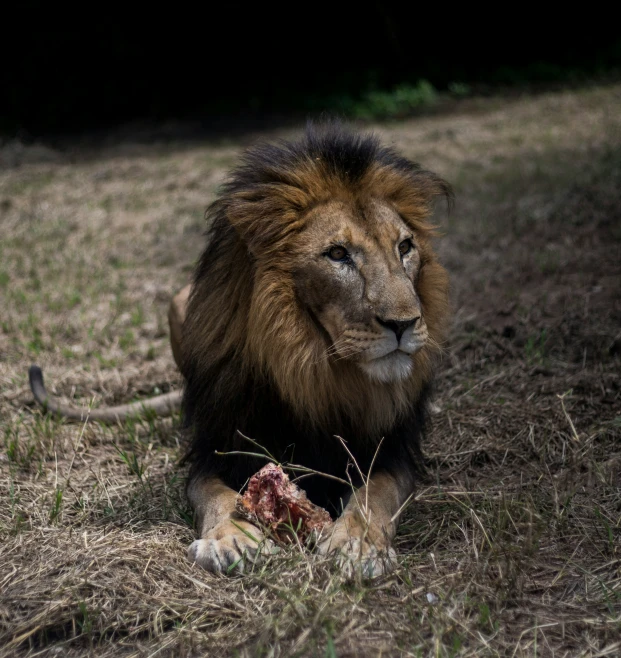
[236,430,278,462]
[64,409,90,485]
[215,450,273,461]
[365,437,385,518]
[215,449,351,487]
[557,390,580,442]
[286,463,351,487]
[334,435,366,485]
[390,492,415,524]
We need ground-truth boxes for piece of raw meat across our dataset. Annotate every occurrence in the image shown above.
[235,463,333,544]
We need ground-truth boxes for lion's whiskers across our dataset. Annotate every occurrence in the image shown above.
[425,335,448,355]
[330,349,362,364]
[315,337,361,364]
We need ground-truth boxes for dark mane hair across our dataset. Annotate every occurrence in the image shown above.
[181,123,451,513]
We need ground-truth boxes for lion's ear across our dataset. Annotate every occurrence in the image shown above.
[226,185,306,255]
[418,170,453,211]
[379,168,453,233]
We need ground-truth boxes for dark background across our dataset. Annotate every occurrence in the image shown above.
[4,4,621,138]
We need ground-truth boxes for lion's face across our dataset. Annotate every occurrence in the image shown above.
[291,198,429,384]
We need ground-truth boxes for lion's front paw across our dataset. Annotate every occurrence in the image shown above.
[188,518,274,574]
[316,520,397,578]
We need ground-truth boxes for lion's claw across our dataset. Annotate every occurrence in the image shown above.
[316,528,397,578]
[188,519,275,573]
[333,539,397,578]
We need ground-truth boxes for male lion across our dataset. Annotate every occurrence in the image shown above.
[30,124,451,576]
[181,124,451,575]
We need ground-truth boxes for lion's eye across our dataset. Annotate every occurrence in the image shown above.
[399,239,413,256]
[327,246,349,261]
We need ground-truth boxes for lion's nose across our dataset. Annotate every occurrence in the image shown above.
[376,317,420,341]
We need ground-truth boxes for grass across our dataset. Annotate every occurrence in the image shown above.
[336,80,439,120]
[1,82,620,656]
[323,78,476,121]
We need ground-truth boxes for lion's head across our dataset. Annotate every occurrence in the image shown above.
[183,124,450,447]
[284,196,434,385]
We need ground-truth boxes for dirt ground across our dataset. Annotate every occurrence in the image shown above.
[1,83,620,657]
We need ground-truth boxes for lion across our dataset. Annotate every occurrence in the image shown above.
[30,123,451,576]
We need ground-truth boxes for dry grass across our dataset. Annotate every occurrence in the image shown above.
[1,83,620,657]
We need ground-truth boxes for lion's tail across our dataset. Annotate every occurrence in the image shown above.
[28,365,182,424]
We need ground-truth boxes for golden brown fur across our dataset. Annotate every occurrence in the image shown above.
[182,123,451,575]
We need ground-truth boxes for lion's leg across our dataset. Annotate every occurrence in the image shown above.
[168,284,191,372]
[316,471,411,577]
[186,474,272,573]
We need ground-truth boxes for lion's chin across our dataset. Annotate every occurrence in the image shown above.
[358,351,413,384]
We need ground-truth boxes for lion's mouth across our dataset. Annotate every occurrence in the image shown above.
[371,335,426,360]
[358,350,414,383]
[396,341,425,356]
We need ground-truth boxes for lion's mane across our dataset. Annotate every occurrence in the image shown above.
[182,124,451,512]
